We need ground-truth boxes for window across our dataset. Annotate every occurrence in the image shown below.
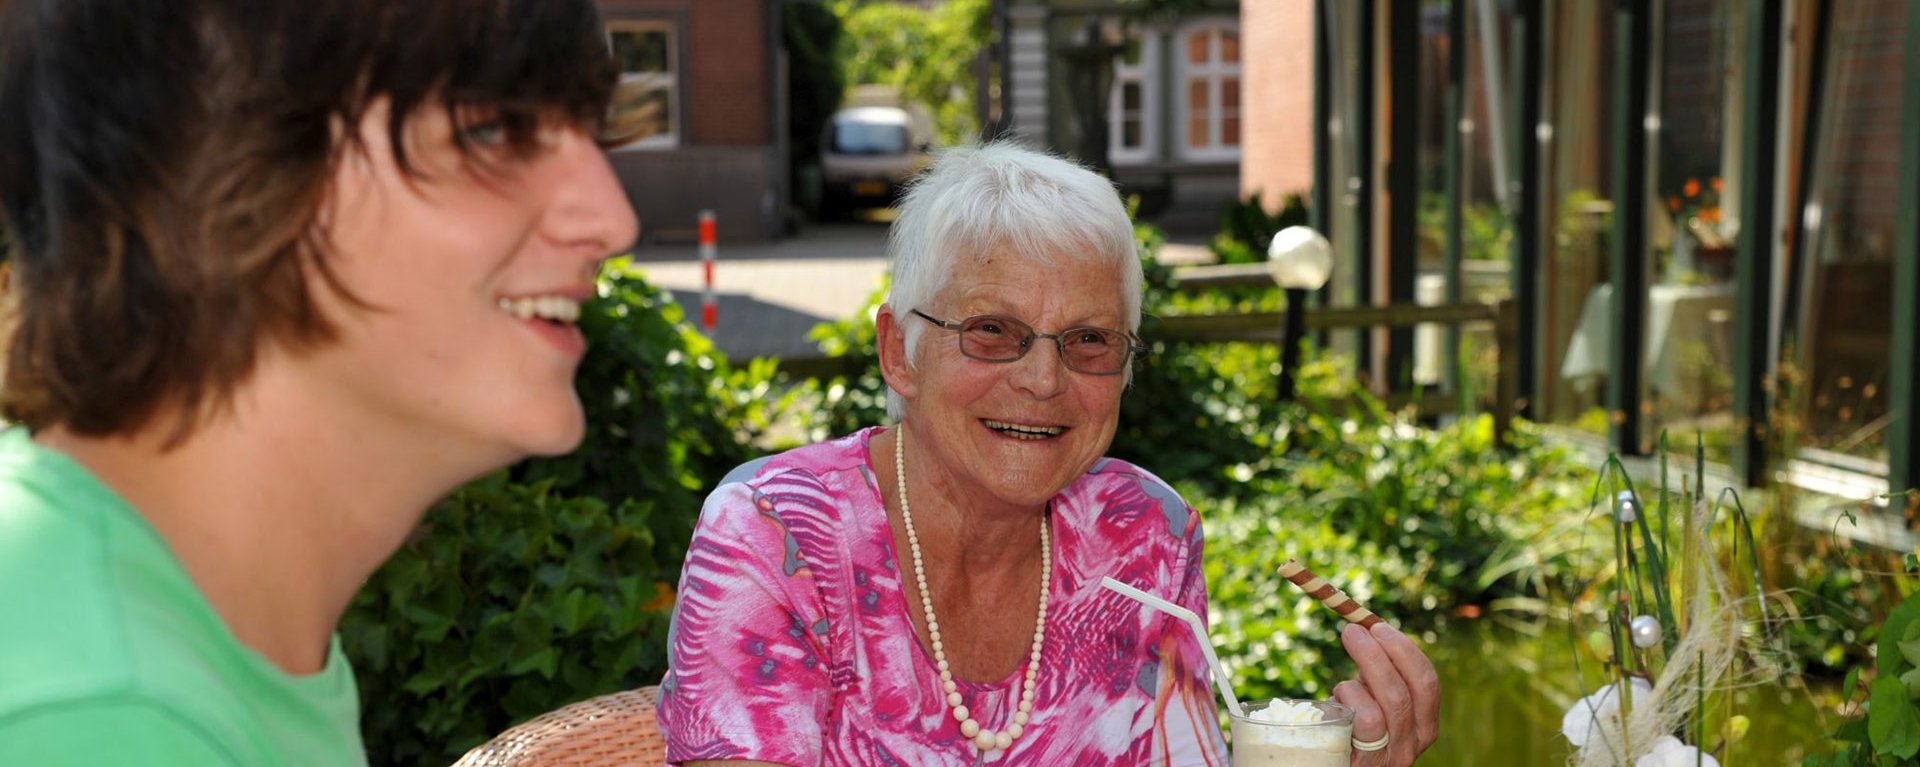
[607,22,678,150]
[1177,23,1241,160]
[1108,31,1159,164]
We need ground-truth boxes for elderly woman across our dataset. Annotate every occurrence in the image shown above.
[0,1,635,763]
[658,143,1440,766]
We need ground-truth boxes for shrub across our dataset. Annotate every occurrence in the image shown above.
[1213,191,1308,265]
[1199,412,1595,704]
[341,263,778,766]
[1805,583,1920,766]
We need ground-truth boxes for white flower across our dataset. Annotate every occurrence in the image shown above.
[1561,677,1655,747]
[1634,735,1720,767]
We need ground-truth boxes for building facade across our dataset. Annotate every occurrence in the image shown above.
[990,0,1242,231]
[599,0,788,242]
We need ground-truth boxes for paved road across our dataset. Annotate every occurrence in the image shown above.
[629,221,1213,364]
[629,223,892,362]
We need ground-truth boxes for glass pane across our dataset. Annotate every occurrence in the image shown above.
[1222,31,1241,63]
[1794,0,1906,465]
[1222,77,1241,109]
[1222,116,1240,146]
[608,80,671,142]
[1188,31,1209,65]
[1639,0,1738,460]
[1189,79,1208,112]
[1123,82,1142,111]
[1123,119,1142,148]
[611,29,671,74]
[1540,0,1618,435]
[1412,1,1452,389]
[830,117,910,155]
[1326,0,1367,355]
[1457,0,1515,403]
[1189,117,1208,147]
[1122,37,1143,67]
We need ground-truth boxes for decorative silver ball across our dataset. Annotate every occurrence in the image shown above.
[1615,490,1639,524]
[1630,615,1661,649]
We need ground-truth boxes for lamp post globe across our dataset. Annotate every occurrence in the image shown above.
[1267,226,1333,403]
[1267,225,1334,291]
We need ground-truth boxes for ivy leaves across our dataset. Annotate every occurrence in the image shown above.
[1810,590,1920,765]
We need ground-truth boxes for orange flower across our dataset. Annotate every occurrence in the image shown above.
[1684,178,1701,197]
[641,580,676,612]
[1710,177,1724,193]
[1667,195,1682,213]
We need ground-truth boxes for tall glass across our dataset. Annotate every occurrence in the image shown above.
[1229,699,1354,767]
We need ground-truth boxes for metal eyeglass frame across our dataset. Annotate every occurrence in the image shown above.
[910,308,1148,376]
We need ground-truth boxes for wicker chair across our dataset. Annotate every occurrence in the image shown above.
[452,686,666,767]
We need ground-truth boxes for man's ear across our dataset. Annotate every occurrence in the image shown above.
[876,303,918,404]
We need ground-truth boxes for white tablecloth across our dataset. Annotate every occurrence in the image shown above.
[1560,283,1736,402]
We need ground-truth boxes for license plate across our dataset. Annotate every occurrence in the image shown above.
[854,181,887,197]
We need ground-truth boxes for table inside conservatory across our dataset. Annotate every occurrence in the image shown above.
[1558,282,1737,405]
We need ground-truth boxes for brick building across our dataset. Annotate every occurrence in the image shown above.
[1237,1,1314,210]
[600,0,788,242]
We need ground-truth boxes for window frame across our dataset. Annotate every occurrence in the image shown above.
[605,19,681,151]
[1108,27,1160,165]
[1174,20,1243,163]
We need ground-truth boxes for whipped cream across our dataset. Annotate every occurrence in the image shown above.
[1248,699,1326,726]
[1233,699,1350,752]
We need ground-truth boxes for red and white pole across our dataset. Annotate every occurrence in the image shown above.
[699,209,717,332]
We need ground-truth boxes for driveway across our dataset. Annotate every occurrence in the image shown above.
[629,222,892,363]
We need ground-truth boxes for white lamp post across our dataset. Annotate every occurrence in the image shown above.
[1268,226,1334,401]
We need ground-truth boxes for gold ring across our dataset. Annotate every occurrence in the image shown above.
[1352,733,1390,752]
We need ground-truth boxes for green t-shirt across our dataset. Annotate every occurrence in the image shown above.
[0,428,367,766]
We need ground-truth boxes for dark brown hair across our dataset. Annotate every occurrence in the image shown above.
[0,0,621,438]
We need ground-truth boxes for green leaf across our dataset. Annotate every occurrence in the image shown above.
[1847,667,1863,702]
[1880,593,1920,678]
[1903,667,1920,700]
[1869,677,1920,758]
[1900,635,1920,669]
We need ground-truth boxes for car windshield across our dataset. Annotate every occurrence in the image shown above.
[831,120,909,155]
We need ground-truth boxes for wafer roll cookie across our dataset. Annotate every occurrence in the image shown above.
[1277,559,1382,628]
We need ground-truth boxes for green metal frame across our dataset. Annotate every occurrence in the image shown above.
[1354,0,1376,367]
[1732,2,1781,489]
[1509,0,1542,420]
[1385,0,1419,389]
[1607,0,1651,455]
[1891,0,1920,499]
[1443,0,1466,397]
[1779,0,1829,336]
[1312,0,1332,238]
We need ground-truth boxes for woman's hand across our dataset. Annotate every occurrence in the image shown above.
[1331,622,1440,766]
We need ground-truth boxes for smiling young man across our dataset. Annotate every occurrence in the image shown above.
[0,2,638,764]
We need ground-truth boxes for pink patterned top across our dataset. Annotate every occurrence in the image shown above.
[658,427,1229,767]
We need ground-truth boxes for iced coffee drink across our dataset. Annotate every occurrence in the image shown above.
[1229,699,1353,767]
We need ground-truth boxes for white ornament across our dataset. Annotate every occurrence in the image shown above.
[1635,735,1721,767]
[1561,677,1654,747]
[1616,489,1639,523]
[1629,615,1662,649]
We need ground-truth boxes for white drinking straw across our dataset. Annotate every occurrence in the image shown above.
[1100,576,1245,718]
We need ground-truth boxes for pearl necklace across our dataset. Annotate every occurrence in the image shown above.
[894,429,1051,754]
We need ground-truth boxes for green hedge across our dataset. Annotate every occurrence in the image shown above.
[341,262,779,766]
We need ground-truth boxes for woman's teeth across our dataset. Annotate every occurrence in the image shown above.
[498,296,581,323]
[983,420,1065,440]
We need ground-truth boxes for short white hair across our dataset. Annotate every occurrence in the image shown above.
[884,141,1142,419]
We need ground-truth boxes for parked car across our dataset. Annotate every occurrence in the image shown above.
[819,101,932,218]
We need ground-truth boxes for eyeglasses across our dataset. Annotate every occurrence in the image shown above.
[911,309,1148,376]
